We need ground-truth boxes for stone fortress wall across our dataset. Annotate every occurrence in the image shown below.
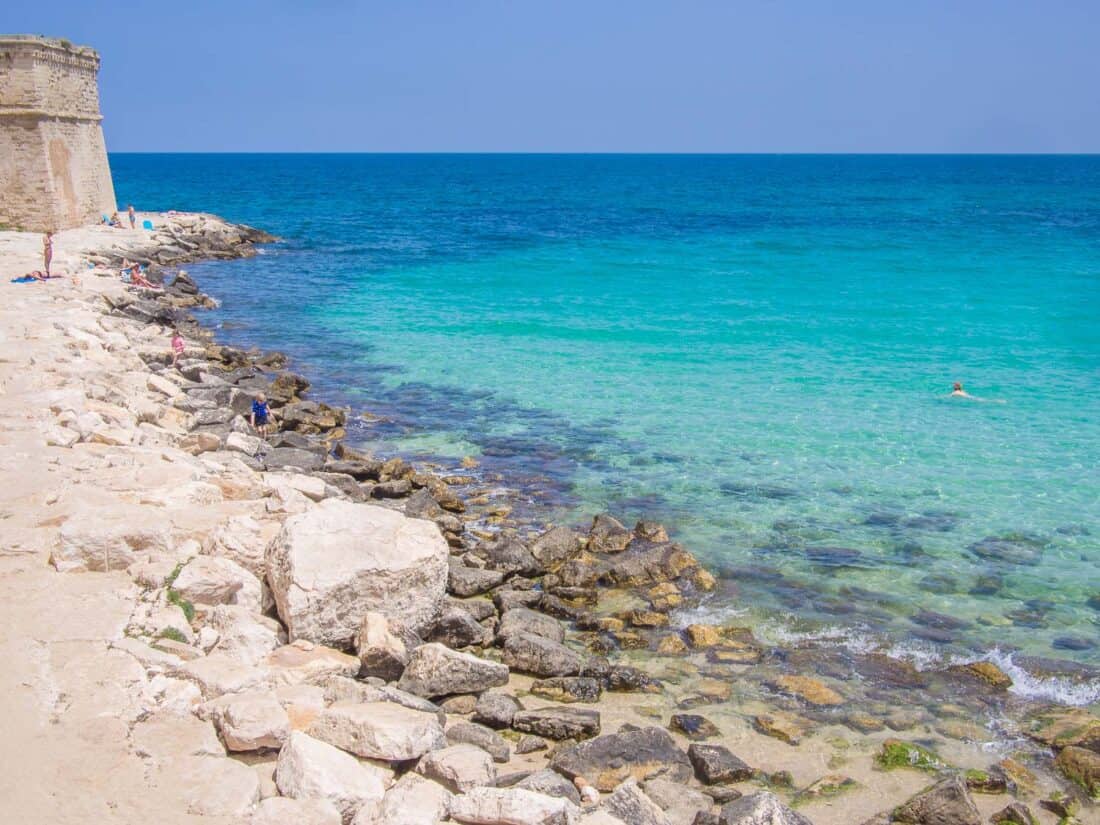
[0,35,117,232]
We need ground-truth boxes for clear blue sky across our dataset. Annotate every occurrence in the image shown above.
[9,1,1099,152]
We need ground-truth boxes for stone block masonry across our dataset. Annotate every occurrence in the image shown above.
[0,35,117,231]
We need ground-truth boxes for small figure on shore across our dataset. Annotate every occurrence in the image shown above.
[109,212,123,228]
[573,776,599,806]
[127,204,136,229]
[251,393,272,437]
[171,329,185,366]
[43,231,53,275]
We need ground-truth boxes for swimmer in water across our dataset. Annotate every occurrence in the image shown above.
[949,382,1005,403]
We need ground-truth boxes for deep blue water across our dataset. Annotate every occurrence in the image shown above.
[112,154,1100,686]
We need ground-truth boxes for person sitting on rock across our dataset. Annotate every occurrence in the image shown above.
[171,329,186,366]
[109,212,123,228]
[251,393,272,437]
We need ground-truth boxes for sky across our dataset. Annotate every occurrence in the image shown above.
[8,1,1099,153]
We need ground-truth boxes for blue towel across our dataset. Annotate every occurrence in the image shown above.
[142,219,154,230]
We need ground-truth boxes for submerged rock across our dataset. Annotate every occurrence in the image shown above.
[1055,745,1100,798]
[688,744,753,785]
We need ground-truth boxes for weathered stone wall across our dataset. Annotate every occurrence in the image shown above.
[0,35,116,231]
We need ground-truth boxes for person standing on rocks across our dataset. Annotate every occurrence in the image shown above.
[251,393,272,437]
[43,232,53,275]
[127,205,136,229]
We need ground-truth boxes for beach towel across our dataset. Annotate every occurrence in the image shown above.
[143,219,154,230]
[11,276,38,283]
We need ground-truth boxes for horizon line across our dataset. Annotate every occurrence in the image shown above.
[107,150,1100,157]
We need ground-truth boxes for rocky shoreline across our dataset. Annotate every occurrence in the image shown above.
[0,213,1096,825]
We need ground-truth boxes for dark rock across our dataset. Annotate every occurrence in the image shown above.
[269,371,310,399]
[990,803,1038,825]
[314,472,368,501]
[670,714,720,741]
[281,400,343,433]
[445,596,496,623]
[803,546,863,568]
[448,559,506,598]
[607,664,661,693]
[719,792,812,825]
[538,594,585,621]
[546,556,604,589]
[588,513,633,554]
[600,543,702,588]
[446,721,510,763]
[427,605,490,648]
[267,431,325,453]
[497,608,565,644]
[516,735,547,754]
[890,774,981,825]
[852,654,928,688]
[969,534,1046,566]
[481,536,541,577]
[530,677,602,704]
[529,526,584,571]
[493,587,542,613]
[635,521,670,543]
[263,447,324,472]
[371,479,412,498]
[515,769,582,805]
[688,744,754,785]
[702,786,743,804]
[912,609,968,631]
[1052,635,1096,651]
[325,458,383,481]
[693,813,721,825]
[502,632,584,677]
[512,707,601,741]
[549,726,691,792]
[473,691,522,730]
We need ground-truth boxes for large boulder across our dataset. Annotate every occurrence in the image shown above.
[516,769,583,805]
[530,526,584,570]
[474,691,523,729]
[416,743,496,792]
[448,786,581,825]
[266,499,448,645]
[688,744,753,785]
[275,731,389,821]
[719,792,812,825]
[309,701,445,761]
[885,775,981,825]
[502,633,584,677]
[397,642,509,698]
[447,721,511,763]
[549,727,691,792]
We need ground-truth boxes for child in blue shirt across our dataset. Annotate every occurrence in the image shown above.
[251,393,271,437]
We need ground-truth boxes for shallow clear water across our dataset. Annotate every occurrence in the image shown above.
[113,154,1100,675]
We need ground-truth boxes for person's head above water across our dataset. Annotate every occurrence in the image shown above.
[953,382,962,391]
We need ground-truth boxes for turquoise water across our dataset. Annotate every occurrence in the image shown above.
[112,154,1100,677]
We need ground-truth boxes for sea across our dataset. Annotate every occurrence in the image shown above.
[112,153,1100,701]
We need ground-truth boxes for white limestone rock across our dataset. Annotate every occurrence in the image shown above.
[309,701,445,761]
[251,796,342,825]
[367,773,453,825]
[266,499,448,646]
[265,639,360,687]
[205,514,271,578]
[207,690,291,751]
[210,604,285,666]
[51,512,170,573]
[448,786,581,825]
[416,743,496,793]
[275,731,389,822]
[175,755,262,817]
[172,555,263,611]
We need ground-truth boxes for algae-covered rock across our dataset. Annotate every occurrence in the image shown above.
[767,674,844,707]
[874,739,950,773]
[1055,744,1100,799]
